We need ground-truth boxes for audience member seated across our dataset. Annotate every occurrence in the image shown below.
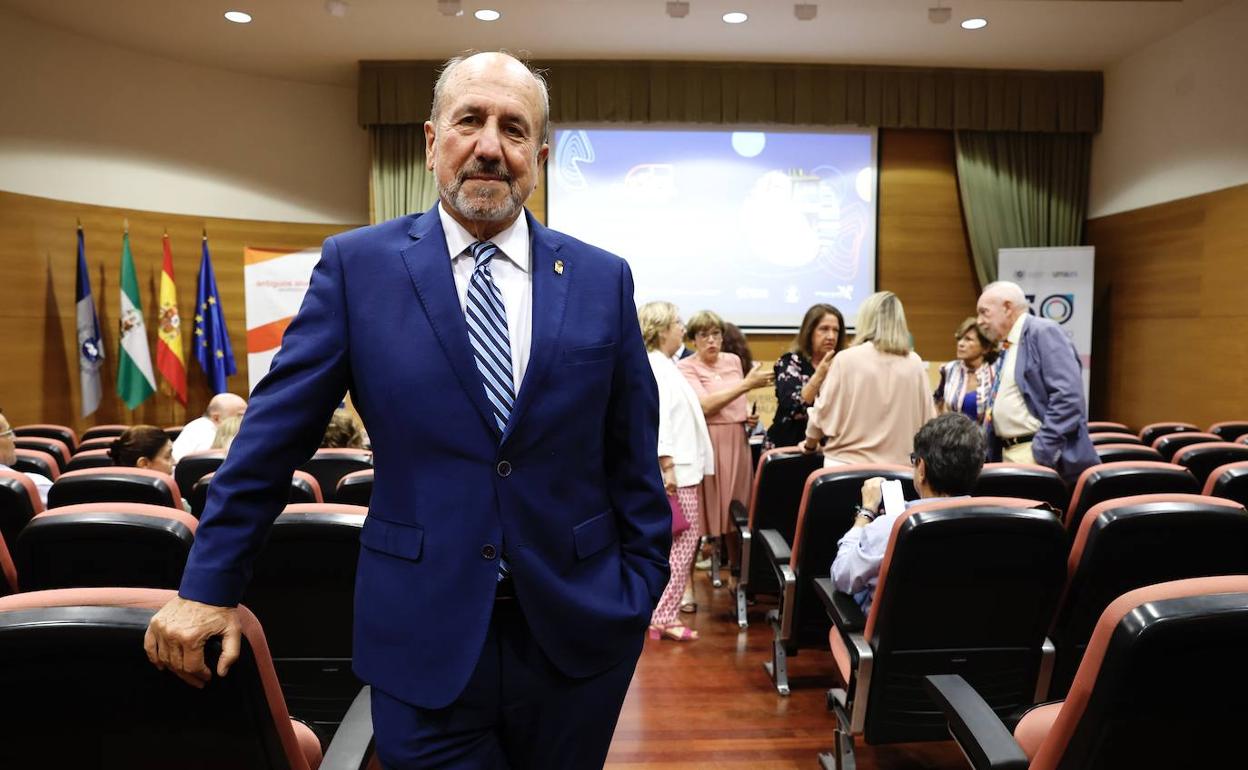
[766,303,846,450]
[171,392,247,462]
[933,316,997,424]
[108,425,174,475]
[830,413,985,612]
[0,408,52,506]
[321,410,365,449]
[211,414,242,452]
[802,291,935,467]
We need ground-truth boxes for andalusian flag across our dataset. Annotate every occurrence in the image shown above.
[116,226,157,409]
[155,233,188,404]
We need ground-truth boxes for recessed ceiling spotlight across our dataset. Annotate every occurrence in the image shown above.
[223,10,252,24]
[437,0,463,16]
[723,11,748,24]
[666,1,690,19]
[961,17,988,29]
[474,8,501,21]
[325,0,348,17]
[794,3,817,21]
[928,5,951,24]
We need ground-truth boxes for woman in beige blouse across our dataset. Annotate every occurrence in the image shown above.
[801,291,935,466]
[679,310,774,580]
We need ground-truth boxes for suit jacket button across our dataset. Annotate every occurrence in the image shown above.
[481,544,497,560]
[496,460,512,477]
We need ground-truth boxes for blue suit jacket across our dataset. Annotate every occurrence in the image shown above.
[179,207,672,709]
[988,315,1099,485]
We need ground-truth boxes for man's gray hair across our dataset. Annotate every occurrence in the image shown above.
[430,52,551,145]
[982,280,1028,306]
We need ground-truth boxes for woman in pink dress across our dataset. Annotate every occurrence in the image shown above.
[679,310,774,579]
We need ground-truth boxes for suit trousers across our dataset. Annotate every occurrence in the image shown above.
[371,597,642,769]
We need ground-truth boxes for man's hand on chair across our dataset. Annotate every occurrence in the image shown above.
[144,595,242,689]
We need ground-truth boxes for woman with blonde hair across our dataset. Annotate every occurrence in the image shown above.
[801,291,935,466]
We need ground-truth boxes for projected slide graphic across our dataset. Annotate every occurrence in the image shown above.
[549,128,877,328]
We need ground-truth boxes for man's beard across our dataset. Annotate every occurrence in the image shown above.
[440,159,525,224]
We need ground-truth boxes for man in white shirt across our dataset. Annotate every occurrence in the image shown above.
[830,413,986,612]
[171,393,247,462]
[0,410,53,506]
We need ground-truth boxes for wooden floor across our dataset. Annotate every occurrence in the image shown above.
[605,569,966,770]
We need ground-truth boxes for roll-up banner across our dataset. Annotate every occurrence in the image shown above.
[997,247,1095,398]
[243,247,320,393]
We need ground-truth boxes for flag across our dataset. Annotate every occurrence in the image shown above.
[75,224,104,417]
[155,233,188,404]
[116,226,157,409]
[195,231,236,394]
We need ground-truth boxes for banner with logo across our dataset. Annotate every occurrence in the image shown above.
[243,247,320,393]
[997,247,1095,397]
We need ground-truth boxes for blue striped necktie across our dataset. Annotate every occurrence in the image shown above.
[464,240,513,581]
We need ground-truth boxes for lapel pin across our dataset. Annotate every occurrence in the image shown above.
[554,259,564,275]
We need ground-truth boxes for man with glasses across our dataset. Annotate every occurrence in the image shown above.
[829,413,985,612]
[0,409,53,506]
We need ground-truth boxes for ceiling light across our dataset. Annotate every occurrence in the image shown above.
[437,0,463,15]
[474,8,501,21]
[666,1,690,19]
[927,5,950,24]
[961,17,988,29]
[325,0,348,17]
[223,10,252,24]
[723,11,748,24]
[794,3,817,21]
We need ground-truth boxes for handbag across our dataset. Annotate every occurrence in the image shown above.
[668,492,690,535]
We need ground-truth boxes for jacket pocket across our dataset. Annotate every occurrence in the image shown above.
[359,516,424,562]
[562,342,616,365]
[572,510,619,560]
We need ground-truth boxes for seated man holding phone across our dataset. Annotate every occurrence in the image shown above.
[830,413,986,612]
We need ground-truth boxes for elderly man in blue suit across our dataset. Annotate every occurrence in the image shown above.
[977,280,1099,485]
[144,51,671,769]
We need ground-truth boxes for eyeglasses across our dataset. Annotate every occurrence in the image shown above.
[0,430,13,439]
[694,330,723,340]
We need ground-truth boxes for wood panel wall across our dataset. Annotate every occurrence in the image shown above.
[1087,183,1248,429]
[2,128,975,430]
[0,190,361,431]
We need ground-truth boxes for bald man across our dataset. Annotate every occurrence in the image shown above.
[976,281,1098,484]
[170,392,247,462]
[145,52,669,769]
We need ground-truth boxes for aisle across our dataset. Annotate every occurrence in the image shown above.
[605,569,965,769]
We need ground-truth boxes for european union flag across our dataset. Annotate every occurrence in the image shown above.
[194,232,236,394]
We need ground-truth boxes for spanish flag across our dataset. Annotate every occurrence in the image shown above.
[156,232,188,405]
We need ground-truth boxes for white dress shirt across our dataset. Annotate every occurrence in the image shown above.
[992,314,1043,439]
[648,350,715,488]
[438,203,532,393]
[171,416,218,463]
[0,462,52,507]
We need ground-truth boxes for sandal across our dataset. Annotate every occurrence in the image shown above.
[648,623,699,642]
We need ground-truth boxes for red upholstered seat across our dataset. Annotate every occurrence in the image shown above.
[1204,461,1248,508]
[80,424,129,442]
[1094,443,1163,464]
[335,468,375,507]
[12,448,60,481]
[1138,421,1199,445]
[1209,421,1248,443]
[1085,421,1130,434]
[13,423,78,452]
[300,448,373,504]
[64,448,114,472]
[1173,441,1248,485]
[12,437,70,472]
[1013,702,1061,761]
[1088,431,1142,446]
[47,466,182,509]
[0,469,44,550]
[1064,461,1199,533]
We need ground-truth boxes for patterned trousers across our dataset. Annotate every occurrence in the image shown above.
[651,484,703,626]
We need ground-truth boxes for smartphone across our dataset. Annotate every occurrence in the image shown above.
[881,479,906,516]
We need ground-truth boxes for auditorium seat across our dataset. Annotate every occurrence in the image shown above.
[1047,494,1248,699]
[75,436,118,454]
[734,448,823,628]
[174,449,227,497]
[47,467,182,509]
[1088,432,1143,446]
[1204,461,1248,508]
[12,448,59,481]
[1138,421,1199,445]
[0,531,15,597]
[1172,442,1248,485]
[1151,431,1220,461]
[762,464,914,695]
[0,587,376,769]
[925,576,1248,769]
[0,469,43,551]
[13,423,78,452]
[164,425,184,442]
[13,502,197,591]
[242,503,368,743]
[971,463,1067,511]
[192,470,324,518]
[80,424,129,442]
[64,448,115,472]
[300,449,373,504]
[334,469,374,507]
[1085,421,1130,434]
[12,436,70,472]
[1209,421,1248,443]
[1064,462,1199,535]
[816,498,1065,770]
[1094,444,1163,464]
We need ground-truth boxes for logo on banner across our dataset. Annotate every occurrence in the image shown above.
[1026,293,1075,324]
